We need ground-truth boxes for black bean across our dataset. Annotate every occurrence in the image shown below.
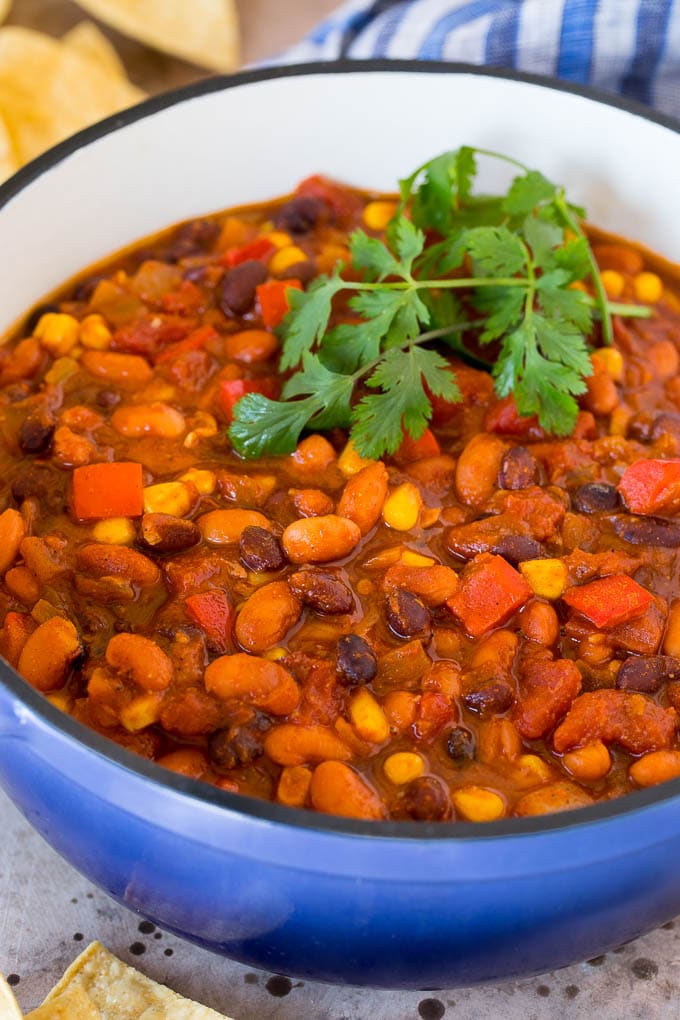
[651,413,680,442]
[336,634,377,683]
[19,415,54,454]
[463,681,514,715]
[572,482,620,514]
[612,515,680,547]
[279,259,316,284]
[491,534,544,565]
[208,712,270,769]
[220,259,268,316]
[96,389,121,409]
[385,590,431,640]
[72,275,106,302]
[274,196,327,234]
[166,219,219,262]
[616,655,680,693]
[182,264,209,284]
[140,514,201,553]
[446,727,475,762]
[288,569,354,615]
[400,777,452,821]
[23,302,60,336]
[498,446,537,490]
[239,526,286,572]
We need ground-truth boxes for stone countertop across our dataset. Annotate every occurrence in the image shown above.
[1,789,678,1020]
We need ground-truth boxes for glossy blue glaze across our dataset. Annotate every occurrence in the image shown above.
[3,668,680,988]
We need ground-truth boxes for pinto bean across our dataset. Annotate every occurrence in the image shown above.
[157,749,209,779]
[336,634,378,683]
[400,776,452,821]
[385,590,431,640]
[336,462,389,535]
[288,568,354,615]
[17,616,81,692]
[264,723,353,766]
[106,633,173,691]
[282,515,361,564]
[239,525,286,572]
[0,508,25,575]
[199,508,272,544]
[224,329,278,363]
[572,482,620,514]
[630,749,680,787]
[140,513,200,553]
[455,433,506,507]
[498,446,537,490]
[616,655,680,693]
[205,654,300,715]
[310,761,386,820]
[290,434,336,473]
[383,563,458,607]
[111,402,185,438]
[290,488,334,517]
[81,350,152,388]
[220,259,268,315]
[514,781,594,817]
[520,601,560,645]
[235,581,302,653]
[612,515,680,547]
[77,544,160,586]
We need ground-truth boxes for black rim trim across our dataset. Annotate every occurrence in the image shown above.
[2,58,680,842]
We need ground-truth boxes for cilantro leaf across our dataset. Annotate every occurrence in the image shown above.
[279,272,344,370]
[350,230,402,281]
[228,393,319,457]
[502,170,557,216]
[465,226,527,277]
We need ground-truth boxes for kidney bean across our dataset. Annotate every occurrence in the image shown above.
[612,515,680,547]
[106,633,173,691]
[616,654,680,692]
[0,508,25,575]
[81,351,153,389]
[111,402,185,438]
[491,534,544,565]
[288,568,354,615]
[572,482,620,513]
[140,513,200,553]
[205,653,300,715]
[282,515,361,564]
[520,601,560,645]
[264,723,353,766]
[464,681,514,716]
[400,776,452,821]
[199,508,273,545]
[310,761,386,820]
[446,727,476,762]
[455,433,506,507]
[208,711,271,769]
[19,412,54,454]
[239,525,286,572]
[629,749,680,787]
[220,259,268,316]
[336,634,378,683]
[385,590,431,640]
[336,462,389,536]
[498,446,537,490]
[77,544,160,587]
[290,434,336,474]
[224,329,278,363]
[17,616,81,692]
[275,195,327,234]
[235,581,302,653]
[290,488,335,518]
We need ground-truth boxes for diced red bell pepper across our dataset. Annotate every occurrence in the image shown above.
[185,591,234,654]
[563,574,653,629]
[295,174,362,222]
[393,427,441,465]
[256,279,303,329]
[619,458,680,515]
[72,462,143,520]
[446,553,532,638]
[155,324,218,363]
[484,395,544,439]
[221,236,276,268]
[217,377,280,423]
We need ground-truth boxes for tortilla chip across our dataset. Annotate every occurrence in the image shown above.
[0,26,144,165]
[26,942,232,1020]
[62,21,128,82]
[73,0,240,72]
[0,108,19,184]
[0,974,22,1020]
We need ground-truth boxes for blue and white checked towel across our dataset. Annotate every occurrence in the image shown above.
[277,0,680,119]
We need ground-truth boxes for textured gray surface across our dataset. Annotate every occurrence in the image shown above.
[1,789,678,1019]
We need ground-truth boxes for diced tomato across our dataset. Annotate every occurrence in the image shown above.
[446,553,532,638]
[514,655,582,739]
[563,574,653,629]
[256,279,303,329]
[220,236,276,268]
[484,395,545,439]
[160,279,205,316]
[295,175,362,222]
[185,591,234,654]
[553,690,676,754]
[393,428,441,465]
[155,324,218,363]
[72,462,143,520]
[619,458,680,515]
[217,377,280,422]
[111,317,187,356]
[413,691,455,740]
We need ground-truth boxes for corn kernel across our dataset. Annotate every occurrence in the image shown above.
[591,347,624,381]
[79,313,112,350]
[264,230,292,249]
[338,439,375,477]
[270,245,307,276]
[519,558,568,599]
[143,481,194,517]
[277,765,312,807]
[46,690,72,712]
[516,754,553,782]
[609,406,632,436]
[356,578,373,595]
[599,269,624,299]
[179,468,216,495]
[120,692,163,732]
[264,646,287,661]
[562,740,611,781]
[634,271,663,303]
[363,200,398,231]
[401,550,435,567]
[92,517,136,545]
[569,279,588,293]
[452,786,505,822]
[350,688,390,744]
[383,751,425,785]
[382,482,422,531]
[34,312,80,356]
[44,356,79,385]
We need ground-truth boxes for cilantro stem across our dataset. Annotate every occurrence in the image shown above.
[555,193,613,345]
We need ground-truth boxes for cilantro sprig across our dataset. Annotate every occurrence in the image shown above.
[230,147,651,458]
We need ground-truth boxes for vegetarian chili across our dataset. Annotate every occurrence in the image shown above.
[4,162,680,823]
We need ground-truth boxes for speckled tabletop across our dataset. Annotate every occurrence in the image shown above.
[1,790,678,1020]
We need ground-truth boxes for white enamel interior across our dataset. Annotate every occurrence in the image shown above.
[1,68,680,333]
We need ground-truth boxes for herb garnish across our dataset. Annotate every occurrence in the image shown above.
[230,147,651,459]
